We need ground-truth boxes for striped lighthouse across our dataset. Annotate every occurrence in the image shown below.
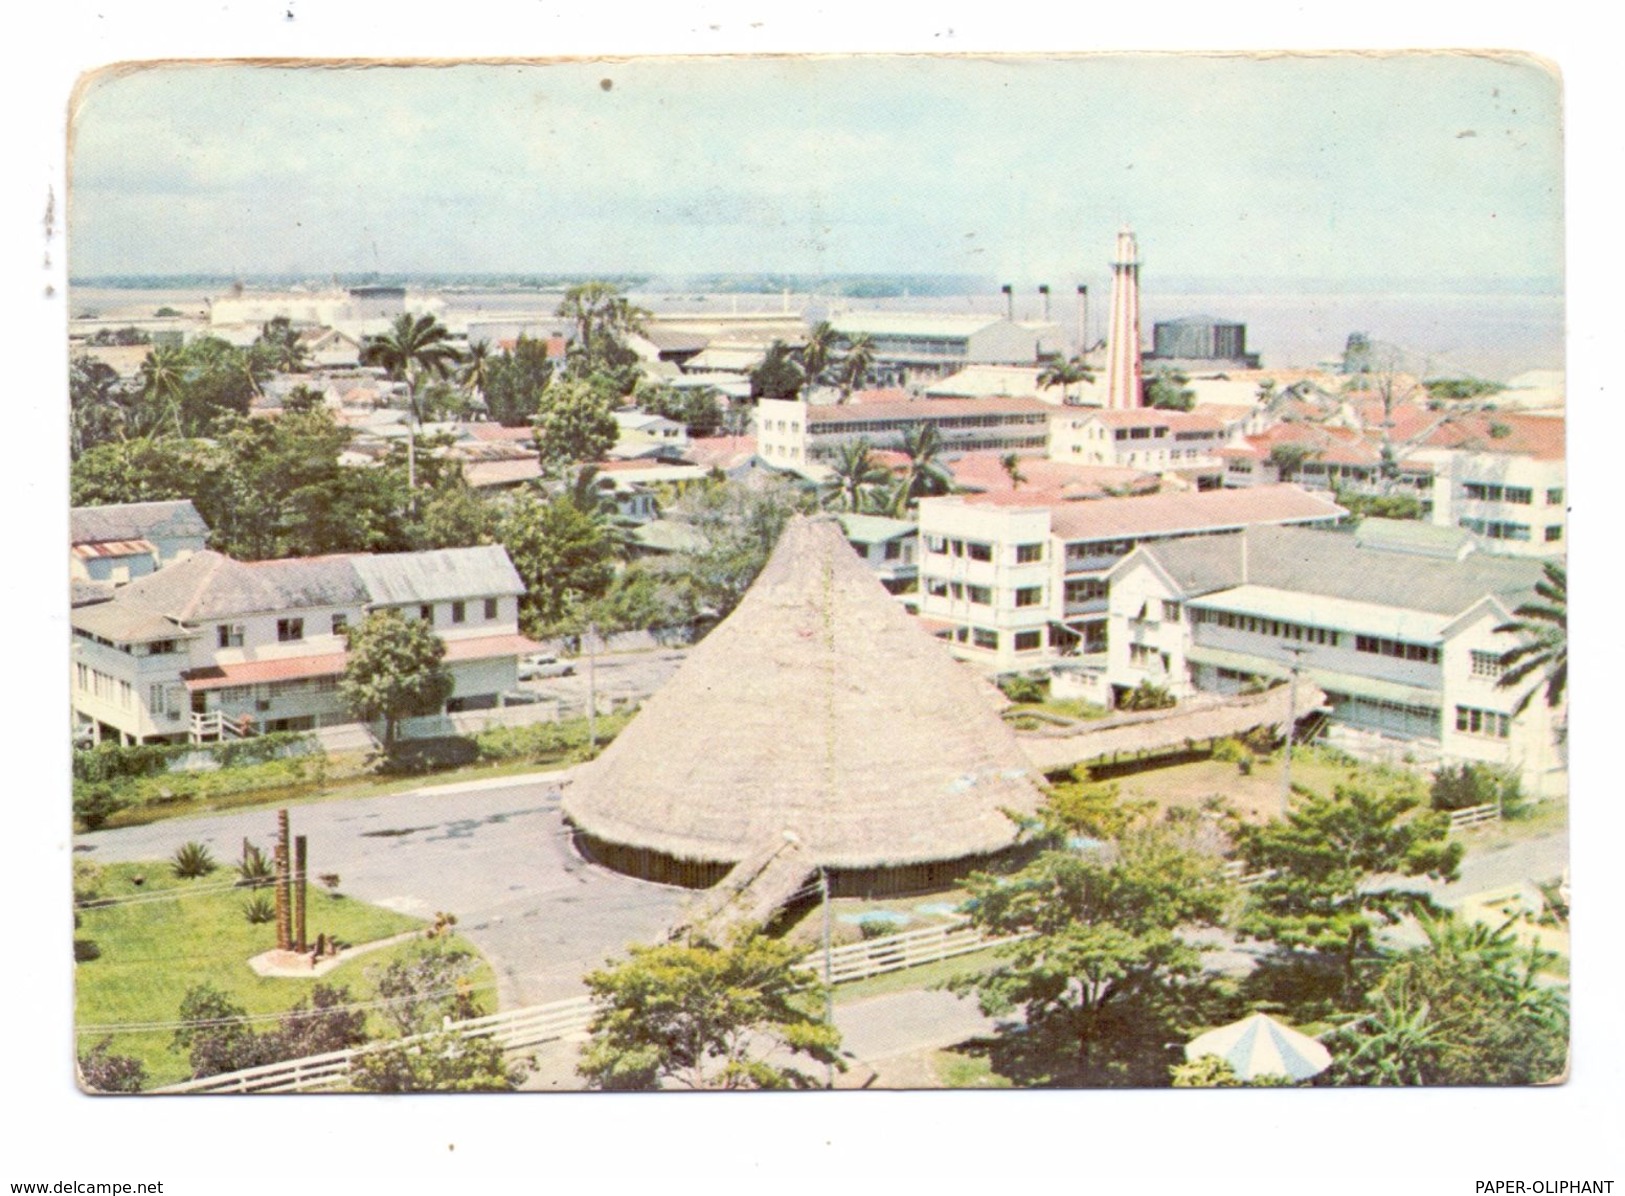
[1105,225,1143,409]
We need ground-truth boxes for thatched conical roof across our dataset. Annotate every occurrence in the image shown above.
[563,515,1042,873]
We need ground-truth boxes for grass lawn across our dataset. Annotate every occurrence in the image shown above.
[933,1047,1012,1089]
[1108,748,1385,823]
[832,946,1004,1005]
[74,860,495,1089]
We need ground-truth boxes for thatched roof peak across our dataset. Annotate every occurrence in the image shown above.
[563,514,1042,872]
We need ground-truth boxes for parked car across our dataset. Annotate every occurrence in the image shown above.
[519,653,576,680]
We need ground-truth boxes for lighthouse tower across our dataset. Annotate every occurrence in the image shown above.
[1104,225,1143,410]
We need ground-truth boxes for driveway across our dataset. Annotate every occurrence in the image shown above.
[76,774,691,1007]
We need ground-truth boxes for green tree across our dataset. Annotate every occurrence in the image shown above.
[1325,916,1567,1086]
[360,312,461,383]
[412,485,500,550]
[1144,368,1195,411]
[482,336,554,427]
[534,379,619,475]
[1038,355,1094,405]
[351,1030,525,1092]
[172,984,266,1079]
[579,932,842,1090]
[837,332,876,397]
[69,355,130,458]
[498,490,617,637]
[77,1038,148,1093]
[1000,452,1028,490]
[798,320,841,387]
[339,609,455,746]
[1267,441,1320,483]
[887,422,954,515]
[556,282,648,392]
[70,437,220,508]
[749,339,805,401]
[254,316,310,373]
[665,478,802,620]
[374,941,485,1036]
[823,438,891,512]
[951,805,1233,1087]
[136,343,188,434]
[1232,780,1462,1000]
[459,339,493,406]
[1496,560,1567,716]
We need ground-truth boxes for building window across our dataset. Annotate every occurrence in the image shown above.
[950,540,964,558]
[1014,630,1042,652]
[1129,643,1164,670]
[1016,543,1044,564]
[1547,487,1564,506]
[484,597,499,619]
[146,639,178,656]
[1545,525,1563,543]
[218,624,244,648]
[1065,579,1107,604]
[949,582,964,601]
[419,604,433,623]
[884,540,903,561]
[967,585,993,606]
[925,535,947,554]
[967,542,993,562]
[331,614,348,636]
[276,618,304,643]
[1162,600,1182,622]
[1014,586,1043,608]
[310,675,340,693]
[1455,705,1510,739]
[1470,650,1505,678]
[452,601,466,624]
[972,627,998,650]
[149,684,166,714]
[1503,487,1533,505]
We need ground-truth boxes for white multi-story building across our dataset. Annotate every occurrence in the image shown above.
[71,545,536,745]
[1419,448,1567,557]
[756,396,1053,469]
[1104,523,1563,789]
[827,312,1063,384]
[914,484,1345,673]
[1048,407,1231,480]
[836,513,919,597]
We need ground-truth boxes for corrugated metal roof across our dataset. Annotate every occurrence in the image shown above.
[1191,584,1453,642]
[72,601,187,643]
[807,397,1053,425]
[353,546,523,606]
[836,513,916,543]
[72,539,156,560]
[70,500,209,547]
[1048,484,1344,543]
[180,632,540,690]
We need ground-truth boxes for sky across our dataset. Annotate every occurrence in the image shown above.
[68,53,1564,290]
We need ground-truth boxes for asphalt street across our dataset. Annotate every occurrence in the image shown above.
[76,771,691,1006]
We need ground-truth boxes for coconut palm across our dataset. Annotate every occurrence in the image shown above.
[799,321,840,388]
[1000,452,1028,490]
[362,314,462,497]
[137,344,188,435]
[459,340,493,408]
[1496,560,1566,716]
[888,423,954,515]
[255,317,311,373]
[837,334,876,399]
[822,439,891,513]
[1037,355,1094,405]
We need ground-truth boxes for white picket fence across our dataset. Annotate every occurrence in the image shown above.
[148,922,1025,1094]
[1447,802,1501,832]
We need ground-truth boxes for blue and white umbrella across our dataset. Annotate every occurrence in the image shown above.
[1185,1012,1332,1082]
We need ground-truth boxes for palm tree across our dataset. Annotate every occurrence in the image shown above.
[1037,355,1094,405]
[837,333,876,399]
[361,314,462,496]
[798,321,840,389]
[256,317,311,373]
[1000,452,1028,490]
[823,439,891,512]
[889,423,954,515]
[1267,441,1320,484]
[137,344,187,435]
[1496,560,1566,716]
[556,282,650,369]
[459,341,493,410]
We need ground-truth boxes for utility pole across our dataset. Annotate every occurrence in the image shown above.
[820,866,834,1090]
[1280,646,1311,817]
[586,620,598,752]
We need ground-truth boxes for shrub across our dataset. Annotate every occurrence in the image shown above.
[241,893,276,924]
[1118,680,1175,712]
[236,842,275,888]
[350,1030,524,1093]
[73,859,106,906]
[78,1038,147,1093]
[375,942,484,1036]
[997,673,1049,705]
[73,783,127,832]
[378,736,480,776]
[171,841,218,879]
[858,918,899,940]
[1211,737,1246,763]
[1431,762,1524,815]
[74,938,102,962]
[172,984,266,1079]
[263,984,369,1060]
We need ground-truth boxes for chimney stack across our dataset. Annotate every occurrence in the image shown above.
[1038,284,1051,320]
[1077,285,1089,353]
[1000,284,1013,321]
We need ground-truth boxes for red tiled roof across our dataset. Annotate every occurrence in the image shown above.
[465,458,545,488]
[806,397,1053,425]
[846,387,911,405]
[1086,408,1175,428]
[947,451,1150,497]
[1418,413,1566,461]
[181,633,541,691]
[464,422,536,443]
[72,539,156,560]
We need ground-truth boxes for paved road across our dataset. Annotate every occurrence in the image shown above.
[76,772,690,1007]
